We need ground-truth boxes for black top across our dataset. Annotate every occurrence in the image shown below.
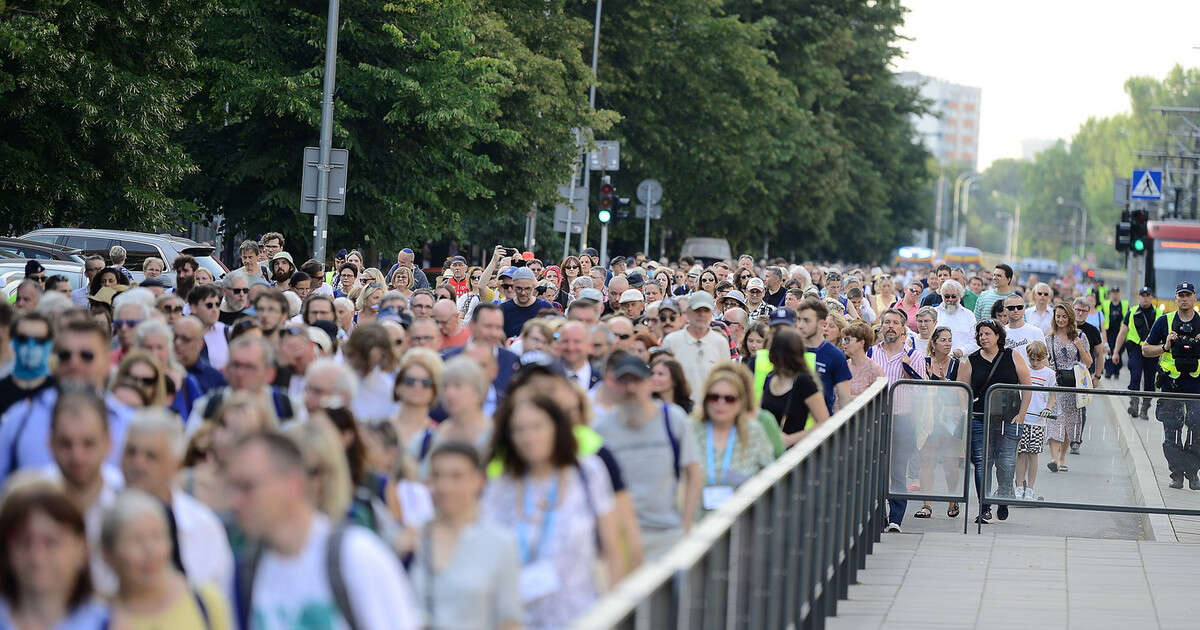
[925,356,959,381]
[1079,322,1102,365]
[0,375,56,417]
[218,308,246,326]
[968,349,1017,415]
[1105,302,1126,342]
[1130,305,1157,342]
[762,372,821,435]
[765,286,786,307]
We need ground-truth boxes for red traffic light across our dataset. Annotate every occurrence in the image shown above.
[600,184,614,195]
[1086,269,1095,278]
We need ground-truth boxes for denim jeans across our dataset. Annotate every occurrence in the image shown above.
[970,415,1019,511]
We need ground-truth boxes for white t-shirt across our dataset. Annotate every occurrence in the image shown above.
[204,322,229,370]
[1004,323,1043,363]
[1025,366,1056,427]
[250,515,420,630]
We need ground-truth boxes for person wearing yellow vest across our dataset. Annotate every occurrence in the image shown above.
[1142,281,1200,489]
[1112,287,1163,418]
[1101,286,1129,379]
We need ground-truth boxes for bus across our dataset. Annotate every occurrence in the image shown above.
[894,246,934,268]
[1145,220,1200,312]
[943,246,983,270]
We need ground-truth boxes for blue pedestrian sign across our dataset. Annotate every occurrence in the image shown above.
[1131,169,1163,200]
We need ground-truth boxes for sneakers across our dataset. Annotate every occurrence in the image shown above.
[1069,444,1081,455]
[975,509,993,524]
[1189,474,1200,491]
[997,505,1010,521]
[1170,473,1185,489]
[885,522,902,533]
[1023,487,1036,500]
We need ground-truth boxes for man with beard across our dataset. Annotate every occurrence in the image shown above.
[870,308,928,533]
[795,298,853,413]
[72,255,106,306]
[219,271,252,325]
[935,280,977,357]
[592,351,702,560]
[172,254,199,301]
[254,288,290,344]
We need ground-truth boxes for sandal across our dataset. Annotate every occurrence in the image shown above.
[947,503,960,518]
[1047,462,1059,472]
[1059,464,1069,472]
[914,506,932,518]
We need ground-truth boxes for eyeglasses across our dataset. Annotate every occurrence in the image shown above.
[400,376,434,388]
[113,319,143,330]
[201,301,218,309]
[230,287,250,295]
[705,393,739,404]
[159,305,183,314]
[1035,292,1050,297]
[14,334,49,344]
[130,375,157,387]
[1005,304,1025,311]
[56,349,96,363]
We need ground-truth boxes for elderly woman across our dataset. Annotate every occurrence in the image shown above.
[141,257,166,280]
[183,392,276,513]
[690,363,776,512]
[333,296,355,336]
[101,490,230,629]
[0,478,109,629]
[344,322,400,422]
[430,356,493,460]
[135,320,203,418]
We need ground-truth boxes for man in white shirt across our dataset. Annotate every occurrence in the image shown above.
[1003,293,1044,364]
[119,410,233,593]
[228,432,420,630]
[1025,282,1054,334]
[935,280,977,357]
[662,291,729,405]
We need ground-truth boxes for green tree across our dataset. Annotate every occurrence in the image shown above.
[0,0,209,233]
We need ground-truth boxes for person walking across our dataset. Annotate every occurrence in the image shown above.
[1101,286,1130,379]
[1045,303,1091,473]
[973,264,1017,322]
[1142,282,1200,490]
[912,326,970,520]
[1112,286,1163,419]
[1017,340,1056,501]
[690,364,776,513]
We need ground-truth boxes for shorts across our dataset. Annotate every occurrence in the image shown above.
[1018,424,1045,454]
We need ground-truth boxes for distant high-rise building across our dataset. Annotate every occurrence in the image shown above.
[896,72,981,170]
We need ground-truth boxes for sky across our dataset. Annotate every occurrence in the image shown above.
[895,0,1200,169]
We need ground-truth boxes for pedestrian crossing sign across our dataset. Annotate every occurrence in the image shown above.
[1131,169,1162,200]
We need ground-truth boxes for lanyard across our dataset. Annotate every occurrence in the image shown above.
[705,424,737,485]
[516,476,559,565]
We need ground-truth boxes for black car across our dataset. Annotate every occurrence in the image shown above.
[20,228,227,279]
[0,237,84,263]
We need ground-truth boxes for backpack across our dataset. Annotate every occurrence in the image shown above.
[234,523,358,630]
[866,345,923,380]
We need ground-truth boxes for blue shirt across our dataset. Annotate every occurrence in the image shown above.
[500,298,553,339]
[811,340,852,413]
[0,387,134,487]
[186,356,227,394]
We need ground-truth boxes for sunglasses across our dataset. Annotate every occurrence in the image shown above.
[659,314,678,323]
[565,265,580,270]
[360,277,372,284]
[471,275,482,282]
[56,349,96,363]
[1005,304,1025,311]
[839,336,855,344]
[29,275,46,282]
[280,326,307,337]
[130,375,157,387]
[1036,292,1050,297]
[615,333,632,340]
[907,287,920,293]
[942,294,959,299]
[113,319,142,330]
[401,376,434,388]
[705,393,739,404]
[230,287,250,295]
[501,284,513,291]
[14,334,49,344]
[159,305,184,314]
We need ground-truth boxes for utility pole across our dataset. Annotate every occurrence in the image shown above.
[932,171,946,252]
[579,0,603,253]
[312,0,340,265]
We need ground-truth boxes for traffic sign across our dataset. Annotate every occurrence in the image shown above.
[635,205,662,219]
[588,141,620,171]
[636,179,663,205]
[1131,170,1162,200]
[300,147,349,215]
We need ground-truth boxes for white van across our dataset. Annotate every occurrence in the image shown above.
[680,238,732,266]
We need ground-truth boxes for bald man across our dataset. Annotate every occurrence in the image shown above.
[433,299,470,350]
[173,316,226,394]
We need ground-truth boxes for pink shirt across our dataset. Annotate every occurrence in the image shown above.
[869,342,927,385]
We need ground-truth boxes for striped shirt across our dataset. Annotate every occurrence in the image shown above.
[869,342,928,385]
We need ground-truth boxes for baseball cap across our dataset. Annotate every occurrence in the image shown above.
[24,260,44,277]
[688,291,715,311]
[724,290,747,307]
[626,271,645,288]
[609,353,651,379]
[610,256,626,266]
[511,267,536,282]
[619,288,644,304]
[769,307,797,326]
[335,249,348,259]
[498,266,517,279]
[449,255,467,265]
[658,298,680,314]
[1176,282,1196,295]
[576,288,604,303]
[1139,286,1153,296]
[746,277,765,290]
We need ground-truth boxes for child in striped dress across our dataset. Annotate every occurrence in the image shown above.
[1016,340,1056,500]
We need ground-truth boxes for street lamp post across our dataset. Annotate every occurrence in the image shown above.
[958,176,980,247]
[1057,196,1088,258]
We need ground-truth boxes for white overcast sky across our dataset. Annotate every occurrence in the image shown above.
[895,0,1200,169]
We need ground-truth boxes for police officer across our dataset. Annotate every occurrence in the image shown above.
[1143,281,1200,489]
[1113,286,1164,419]
[1101,286,1129,379]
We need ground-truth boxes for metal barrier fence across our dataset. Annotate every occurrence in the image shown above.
[567,378,890,630]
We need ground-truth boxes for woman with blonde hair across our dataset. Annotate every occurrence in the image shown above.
[344,322,400,422]
[1046,301,1092,472]
[389,264,415,299]
[283,417,354,520]
[113,350,169,408]
[871,273,896,315]
[183,392,276,512]
[354,281,385,326]
[391,348,444,463]
[690,362,775,512]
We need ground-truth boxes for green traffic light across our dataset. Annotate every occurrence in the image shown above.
[1133,239,1145,252]
[598,209,611,223]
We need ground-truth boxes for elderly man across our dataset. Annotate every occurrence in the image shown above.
[433,299,470,350]
[386,247,431,289]
[72,255,107,306]
[1025,282,1054,334]
[111,289,155,363]
[0,319,133,485]
[302,358,359,412]
[619,288,645,321]
[662,292,729,405]
[556,321,602,390]
[14,278,41,312]
[605,275,630,316]
[607,316,639,354]
[408,318,441,352]
[172,316,226,395]
[935,280,977,357]
[186,336,304,433]
[218,270,252,325]
[275,325,324,399]
[441,303,519,396]
[120,410,233,591]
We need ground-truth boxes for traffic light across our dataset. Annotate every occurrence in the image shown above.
[598,208,611,223]
[599,176,615,214]
[615,196,632,220]
[1115,210,1131,253]
[1130,208,1149,254]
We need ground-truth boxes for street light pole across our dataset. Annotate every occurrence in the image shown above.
[951,173,970,248]
[313,0,340,265]
[959,176,980,247]
[579,0,603,254]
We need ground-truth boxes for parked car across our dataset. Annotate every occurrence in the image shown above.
[0,238,84,263]
[0,260,87,302]
[20,228,226,279]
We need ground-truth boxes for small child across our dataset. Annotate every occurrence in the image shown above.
[1017,340,1056,500]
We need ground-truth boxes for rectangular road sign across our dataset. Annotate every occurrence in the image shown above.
[1131,169,1162,200]
[300,147,349,215]
[588,141,620,171]
[635,204,662,219]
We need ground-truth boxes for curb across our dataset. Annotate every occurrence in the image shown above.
[1104,389,1176,541]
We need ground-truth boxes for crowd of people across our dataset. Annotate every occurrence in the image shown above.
[0,234,1158,628]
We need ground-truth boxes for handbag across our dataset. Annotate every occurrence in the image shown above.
[1050,335,1077,387]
